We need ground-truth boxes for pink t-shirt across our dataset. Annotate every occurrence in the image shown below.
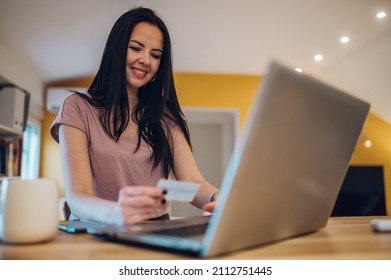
[50,93,169,216]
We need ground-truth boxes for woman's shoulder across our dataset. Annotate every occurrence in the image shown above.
[62,91,99,113]
[63,91,90,106]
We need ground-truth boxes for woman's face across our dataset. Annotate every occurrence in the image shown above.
[126,22,163,94]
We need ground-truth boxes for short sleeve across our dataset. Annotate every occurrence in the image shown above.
[49,94,89,143]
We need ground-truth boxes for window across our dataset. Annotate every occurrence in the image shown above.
[21,119,41,179]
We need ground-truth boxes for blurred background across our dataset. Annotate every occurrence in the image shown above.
[0,0,390,217]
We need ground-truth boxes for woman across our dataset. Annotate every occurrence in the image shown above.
[50,7,219,225]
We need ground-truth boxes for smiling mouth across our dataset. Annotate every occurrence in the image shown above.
[131,67,148,78]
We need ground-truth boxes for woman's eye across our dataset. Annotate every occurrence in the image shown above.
[151,53,162,60]
[129,46,141,51]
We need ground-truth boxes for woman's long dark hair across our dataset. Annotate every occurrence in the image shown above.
[77,7,191,178]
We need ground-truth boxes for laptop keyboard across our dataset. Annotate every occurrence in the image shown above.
[150,222,209,237]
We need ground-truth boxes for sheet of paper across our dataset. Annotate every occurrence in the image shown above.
[157,179,200,202]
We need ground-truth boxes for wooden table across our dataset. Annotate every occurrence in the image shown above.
[1,216,390,260]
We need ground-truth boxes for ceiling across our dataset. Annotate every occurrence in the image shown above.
[1,0,390,122]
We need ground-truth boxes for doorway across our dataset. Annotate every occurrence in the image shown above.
[170,107,239,218]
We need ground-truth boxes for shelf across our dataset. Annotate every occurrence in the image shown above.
[0,124,23,138]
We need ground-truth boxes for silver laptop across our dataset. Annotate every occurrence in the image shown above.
[87,61,370,257]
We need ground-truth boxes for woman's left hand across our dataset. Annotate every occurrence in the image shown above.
[202,201,216,213]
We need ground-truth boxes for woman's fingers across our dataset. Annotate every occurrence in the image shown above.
[118,186,166,207]
[201,201,216,213]
[123,212,155,224]
[114,203,158,225]
[121,186,165,197]
[115,186,168,225]
[117,186,167,224]
[119,195,161,207]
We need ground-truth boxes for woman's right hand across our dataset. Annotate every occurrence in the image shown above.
[114,186,166,225]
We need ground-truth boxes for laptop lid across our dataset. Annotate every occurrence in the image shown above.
[200,61,370,256]
[87,61,370,257]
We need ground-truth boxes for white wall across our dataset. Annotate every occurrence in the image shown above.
[0,42,44,120]
[170,108,239,218]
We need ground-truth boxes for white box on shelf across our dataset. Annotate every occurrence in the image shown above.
[0,87,28,136]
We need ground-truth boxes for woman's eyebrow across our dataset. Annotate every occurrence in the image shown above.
[129,39,163,53]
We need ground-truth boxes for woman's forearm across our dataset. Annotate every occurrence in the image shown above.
[65,191,118,225]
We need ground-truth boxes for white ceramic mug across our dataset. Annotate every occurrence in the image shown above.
[0,178,58,244]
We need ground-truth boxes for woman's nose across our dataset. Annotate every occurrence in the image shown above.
[138,51,150,65]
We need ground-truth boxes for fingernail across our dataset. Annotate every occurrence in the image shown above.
[161,198,167,205]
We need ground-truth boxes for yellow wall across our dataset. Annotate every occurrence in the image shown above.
[40,73,391,214]
[174,73,261,126]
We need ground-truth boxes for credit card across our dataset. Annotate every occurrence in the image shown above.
[157,179,200,202]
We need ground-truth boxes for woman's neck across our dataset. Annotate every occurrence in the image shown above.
[127,88,139,110]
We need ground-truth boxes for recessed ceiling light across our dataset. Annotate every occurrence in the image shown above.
[376,11,386,19]
[364,139,372,149]
[294,67,303,73]
[340,36,350,44]
[314,54,323,62]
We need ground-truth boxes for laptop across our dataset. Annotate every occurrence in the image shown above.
[86,61,370,257]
